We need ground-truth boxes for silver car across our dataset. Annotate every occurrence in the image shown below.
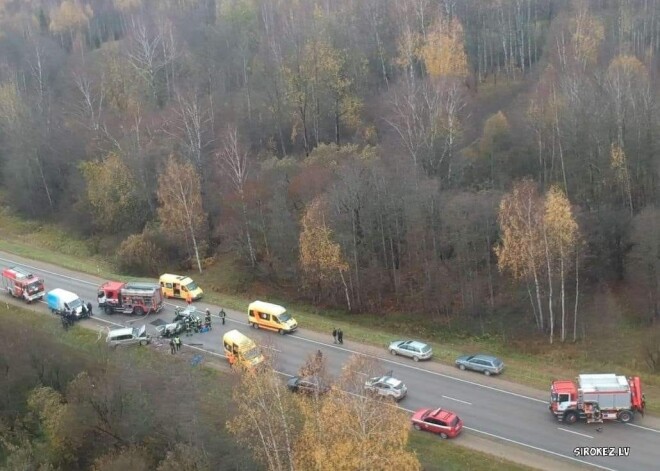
[364,375,407,401]
[106,325,150,348]
[455,354,504,376]
[388,340,433,362]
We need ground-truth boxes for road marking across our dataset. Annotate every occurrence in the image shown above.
[558,427,594,439]
[626,423,660,433]
[463,426,618,471]
[442,395,472,405]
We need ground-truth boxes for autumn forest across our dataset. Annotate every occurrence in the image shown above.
[0,0,659,344]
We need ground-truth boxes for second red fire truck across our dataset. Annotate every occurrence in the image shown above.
[1,266,45,303]
[550,374,645,424]
[97,280,164,316]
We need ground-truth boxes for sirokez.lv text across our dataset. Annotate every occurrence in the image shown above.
[574,447,631,457]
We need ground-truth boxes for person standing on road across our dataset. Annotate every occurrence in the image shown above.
[332,328,337,344]
[219,308,226,325]
[337,329,343,344]
[174,336,181,351]
[169,338,176,354]
[186,291,192,305]
[86,301,93,317]
[205,309,212,329]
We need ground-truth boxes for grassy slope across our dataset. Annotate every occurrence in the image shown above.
[0,209,657,415]
[0,303,532,471]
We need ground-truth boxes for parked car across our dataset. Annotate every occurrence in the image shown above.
[173,305,198,322]
[106,325,150,348]
[156,321,184,338]
[411,407,463,439]
[388,340,433,361]
[287,376,330,395]
[364,375,407,401]
[455,354,504,376]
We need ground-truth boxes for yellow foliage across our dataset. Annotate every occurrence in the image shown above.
[421,18,469,78]
[0,81,26,127]
[544,185,579,251]
[299,196,348,284]
[395,29,423,70]
[113,0,142,12]
[607,54,649,84]
[27,387,77,464]
[610,142,631,186]
[480,111,510,154]
[50,0,93,34]
[294,355,421,471]
[79,153,140,230]
[571,9,604,66]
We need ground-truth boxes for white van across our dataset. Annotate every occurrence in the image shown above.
[106,325,150,348]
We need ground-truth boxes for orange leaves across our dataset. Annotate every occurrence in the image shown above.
[420,18,468,79]
[571,9,604,67]
[544,185,578,251]
[50,1,93,34]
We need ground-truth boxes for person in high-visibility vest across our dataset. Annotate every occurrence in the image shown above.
[186,291,192,305]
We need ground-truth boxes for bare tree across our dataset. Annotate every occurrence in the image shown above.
[217,126,257,267]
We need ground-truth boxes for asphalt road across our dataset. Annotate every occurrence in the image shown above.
[2,251,659,471]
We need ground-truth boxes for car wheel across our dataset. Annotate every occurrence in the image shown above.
[279,329,285,335]
[484,370,491,376]
[617,410,633,423]
[440,433,448,439]
[105,306,113,315]
[390,349,397,356]
[413,424,422,431]
[563,411,578,425]
[458,364,466,371]
[413,356,420,362]
[134,306,144,316]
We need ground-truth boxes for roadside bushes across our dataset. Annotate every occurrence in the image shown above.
[116,231,164,276]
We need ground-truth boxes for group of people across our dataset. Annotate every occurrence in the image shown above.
[332,327,344,344]
[61,301,94,330]
[169,336,182,354]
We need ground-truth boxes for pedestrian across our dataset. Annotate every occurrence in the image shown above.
[205,309,212,329]
[332,327,337,344]
[186,291,192,305]
[174,336,181,351]
[169,338,176,354]
[220,308,226,325]
[337,328,343,344]
[86,301,93,317]
[61,315,69,331]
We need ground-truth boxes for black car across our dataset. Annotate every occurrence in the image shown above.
[286,376,330,395]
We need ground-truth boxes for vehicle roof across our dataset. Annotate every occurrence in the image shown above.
[467,354,501,362]
[47,288,79,302]
[101,281,125,291]
[578,374,629,392]
[159,274,194,283]
[428,407,457,421]
[248,300,287,315]
[377,376,402,387]
[125,282,159,291]
[402,340,428,348]
[223,329,255,348]
[108,327,133,337]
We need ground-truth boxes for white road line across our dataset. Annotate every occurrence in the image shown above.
[558,427,594,439]
[442,395,472,405]
[0,256,99,286]
[626,423,660,433]
[463,426,618,471]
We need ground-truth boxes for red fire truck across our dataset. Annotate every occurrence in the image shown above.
[550,374,645,424]
[1,266,45,303]
[97,281,164,316]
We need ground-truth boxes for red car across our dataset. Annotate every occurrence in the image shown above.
[411,407,463,439]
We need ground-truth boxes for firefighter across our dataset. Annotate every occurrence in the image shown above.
[205,309,212,329]
[186,291,193,305]
[219,308,226,325]
[86,301,93,317]
[61,314,69,331]
[174,336,182,351]
[169,338,176,354]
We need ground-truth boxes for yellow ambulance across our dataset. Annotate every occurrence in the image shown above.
[159,274,203,301]
[222,330,264,369]
[247,300,298,335]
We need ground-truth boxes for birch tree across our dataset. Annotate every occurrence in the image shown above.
[299,196,351,311]
[496,179,546,331]
[157,155,206,273]
[217,125,257,267]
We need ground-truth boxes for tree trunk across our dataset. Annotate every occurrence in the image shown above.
[573,246,580,342]
[339,269,351,312]
[543,226,554,344]
[560,246,566,342]
[240,193,257,267]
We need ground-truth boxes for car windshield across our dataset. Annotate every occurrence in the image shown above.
[279,312,291,322]
[26,281,42,292]
[392,382,403,390]
[421,345,431,353]
[493,359,503,366]
[242,347,261,361]
[69,298,83,309]
[186,282,198,291]
[449,416,459,427]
